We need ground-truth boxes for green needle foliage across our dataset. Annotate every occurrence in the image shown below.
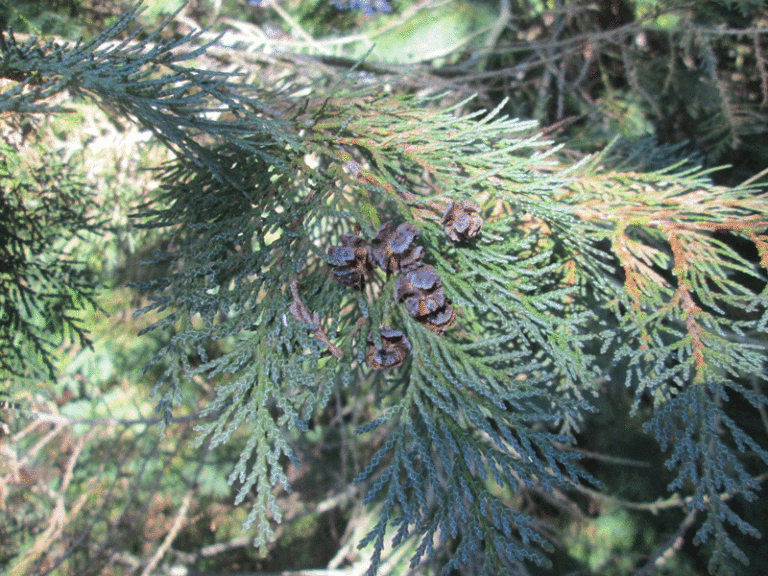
[0,123,100,381]
[1,3,767,575]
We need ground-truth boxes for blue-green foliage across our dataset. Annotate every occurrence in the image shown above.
[649,382,768,570]
[2,4,768,575]
[329,0,392,14]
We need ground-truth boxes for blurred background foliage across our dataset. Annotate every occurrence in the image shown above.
[1,0,767,574]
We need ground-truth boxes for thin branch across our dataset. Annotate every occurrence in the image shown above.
[572,472,768,514]
[486,0,512,51]
[265,0,330,54]
[140,487,195,576]
[631,509,698,576]
[17,408,212,431]
[7,431,97,576]
[553,442,652,467]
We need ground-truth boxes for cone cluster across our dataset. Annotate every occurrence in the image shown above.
[328,204,482,370]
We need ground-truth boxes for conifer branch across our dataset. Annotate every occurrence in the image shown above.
[2,4,768,574]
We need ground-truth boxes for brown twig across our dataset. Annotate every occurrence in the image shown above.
[289,276,343,359]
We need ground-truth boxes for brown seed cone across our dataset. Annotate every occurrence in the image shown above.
[372,221,423,273]
[328,233,374,288]
[442,199,483,242]
[423,304,457,334]
[366,325,412,370]
[395,265,446,317]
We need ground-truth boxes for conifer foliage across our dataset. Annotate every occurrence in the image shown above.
[0,115,99,381]
[1,3,768,575]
